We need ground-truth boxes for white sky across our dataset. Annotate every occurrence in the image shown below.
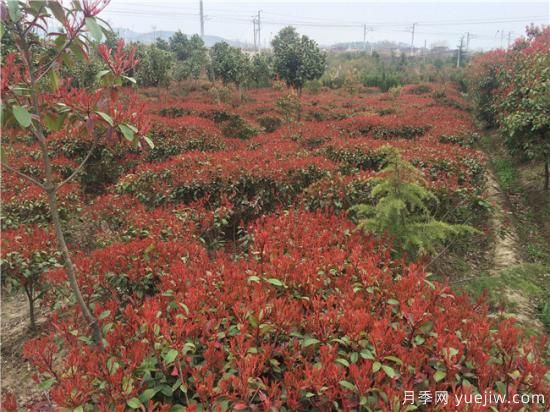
[102,0,550,49]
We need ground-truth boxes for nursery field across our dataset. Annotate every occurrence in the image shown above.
[1,2,549,408]
[3,80,549,409]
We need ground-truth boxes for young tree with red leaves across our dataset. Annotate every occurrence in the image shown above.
[1,0,150,342]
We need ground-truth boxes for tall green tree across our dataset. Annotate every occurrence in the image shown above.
[155,37,169,51]
[271,27,326,96]
[209,42,250,97]
[169,30,191,60]
[135,44,173,88]
[249,52,274,88]
[172,34,207,81]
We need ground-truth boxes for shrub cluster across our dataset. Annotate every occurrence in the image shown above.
[24,211,550,410]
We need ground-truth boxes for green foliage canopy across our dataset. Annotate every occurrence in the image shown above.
[272,27,326,94]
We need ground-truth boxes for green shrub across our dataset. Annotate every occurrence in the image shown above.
[219,115,258,140]
[257,115,283,133]
[409,84,432,94]
[350,146,478,258]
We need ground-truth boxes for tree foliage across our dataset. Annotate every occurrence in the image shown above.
[499,28,550,189]
[249,52,274,88]
[169,31,207,81]
[272,26,326,94]
[135,44,173,87]
[351,146,477,259]
[209,42,250,89]
[467,26,550,189]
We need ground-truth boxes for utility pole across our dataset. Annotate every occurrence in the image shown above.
[252,18,257,50]
[410,23,417,56]
[507,31,512,48]
[199,0,204,38]
[500,30,504,48]
[257,10,261,51]
[423,39,427,63]
[465,32,470,52]
[457,35,464,68]
[363,24,367,51]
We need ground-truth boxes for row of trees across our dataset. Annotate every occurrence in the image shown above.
[104,27,327,96]
[466,25,550,189]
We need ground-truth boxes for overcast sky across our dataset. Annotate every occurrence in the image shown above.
[102,0,549,50]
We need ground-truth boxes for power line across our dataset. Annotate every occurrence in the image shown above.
[101,4,548,49]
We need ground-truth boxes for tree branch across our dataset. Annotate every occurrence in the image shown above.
[35,21,86,83]
[2,162,45,189]
[56,135,99,191]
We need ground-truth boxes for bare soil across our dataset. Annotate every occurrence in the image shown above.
[485,169,544,330]
[485,170,520,271]
[1,293,49,407]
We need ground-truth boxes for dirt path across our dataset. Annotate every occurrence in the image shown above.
[485,170,520,271]
[1,293,48,407]
[485,169,544,329]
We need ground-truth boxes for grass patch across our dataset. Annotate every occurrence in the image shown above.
[457,263,550,330]
[492,158,519,192]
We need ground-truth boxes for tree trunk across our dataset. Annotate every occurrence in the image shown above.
[29,298,35,330]
[19,25,101,345]
[545,158,549,190]
[25,287,36,330]
[46,188,102,344]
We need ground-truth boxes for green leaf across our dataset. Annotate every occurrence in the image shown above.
[143,135,155,149]
[43,113,66,132]
[339,380,356,391]
[434,370,446,382]
[38,377,56,391]
[127,398,141,409]
[7,0,21,22]
[85,17,103,41]
[48,1,66,23]
[127,123,138,133]
[302,337,320,347]
[266,278,284,287]
[73,406,84,412]
[139,388,159,402]
[372,361,381,372]
[384,355,403,365]
[387,298,399,306]
[247,275,261,283]
[381,364,397,378]
[12,105,32,128]
[98,310,111,320]
[97,69,111,80]
[119,124,135,142]
[95,111,113,126]
[123,75,137,84]
[170,406,185,412]
[163,349,178,364]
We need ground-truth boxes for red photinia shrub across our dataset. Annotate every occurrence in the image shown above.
[116,145,337,210]
[23,210,549,410]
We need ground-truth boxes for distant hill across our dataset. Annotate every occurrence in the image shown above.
[113,28,251,48]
